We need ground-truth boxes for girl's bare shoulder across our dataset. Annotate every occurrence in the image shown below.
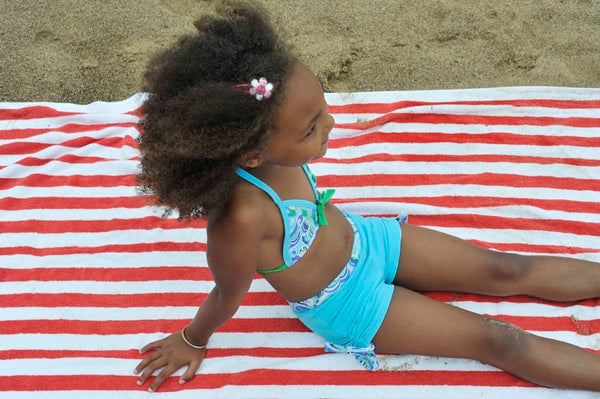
[205,181,271,280]
[207,180,271,241]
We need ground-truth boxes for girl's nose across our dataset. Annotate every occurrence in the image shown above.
[325,113,335,133]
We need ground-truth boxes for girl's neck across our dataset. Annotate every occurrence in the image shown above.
[245,164,310,200]
[249,163,301,181]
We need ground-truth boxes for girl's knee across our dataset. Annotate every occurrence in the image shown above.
[485,251,532,287]
[477,317,530,363]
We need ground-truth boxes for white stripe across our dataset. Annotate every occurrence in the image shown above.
[0,207,171,221]
[0,112,140,131]
[1,228,207,248]
[0,329,597,357]
[339,202,600,223]
[0,93,147,113]
[0,305,293,321]
[329,104,600,119]
[333,185,600,203]
[330,121,600,137]
[325,87,600,104]
[0,301,595,322]
[0,126,139,147]
[0,387,593,399]
[0,332,324,351]
[2,177,598,202]
[0,355,498,377]
[0,278,277,295]
[8,347,600,377]
[324,141,600,160]
[4,202,598,223]
[0,346,596,376]
[0,185,140,198]
[0,252,208,268]
[455,301,600,320]
[0,145,139,167]
[425,226,600,248]
[0,114,139,131]
[313,161,600,179]
[1,160,140,178]
[5,222,594,253]
[1,230,596,263]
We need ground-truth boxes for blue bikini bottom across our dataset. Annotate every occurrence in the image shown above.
[289,212,405,370]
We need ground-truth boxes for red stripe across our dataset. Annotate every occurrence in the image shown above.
[468,240,600,255]
[0,371,536,391]
[410,213,600,236]
[0,242,207,256]
[4,171,597,193]
[489,315,600,334]
[1,213,595,236]
[321,152,600,167]
[16,155,140,167]
[4,315,597,335]
[0,195,152,210]
[126,106,143,118]
[0,347,323,360]
[2,317,308,334]
[0,106,82,120]
[0,292,287,307]
[3,347,598,361]
[328,131,600,148]
[426,292,600,308]
[0,266,212,282]
[2,291,596,309]
[336,113,600,130]
[0,174,135,189]
[0,135,138,154]
[1,122,139,139]
[328,99,600,114]
[321,173,600,191]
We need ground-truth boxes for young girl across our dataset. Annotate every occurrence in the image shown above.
[134,1,600,393]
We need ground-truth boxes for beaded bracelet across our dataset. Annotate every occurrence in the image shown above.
[181,327,207,350]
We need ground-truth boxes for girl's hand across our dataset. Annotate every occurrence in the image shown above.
[134,329,206,392]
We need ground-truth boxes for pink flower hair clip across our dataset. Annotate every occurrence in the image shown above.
[234,77,274,101]
[249,78,273,101]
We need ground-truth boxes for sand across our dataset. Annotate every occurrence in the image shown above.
[1,0,599,103]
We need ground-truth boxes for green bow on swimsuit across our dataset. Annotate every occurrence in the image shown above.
[316,189,335,226]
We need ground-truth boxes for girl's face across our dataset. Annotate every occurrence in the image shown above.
[263,63,335,167]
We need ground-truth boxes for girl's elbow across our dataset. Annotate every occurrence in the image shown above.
[213,285,245,315]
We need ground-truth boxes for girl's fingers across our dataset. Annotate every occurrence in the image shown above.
[148,365,176,393]
[134,351,160,375]
[179,360,201,385]
[137,356,167,385]
[139,338,164,354]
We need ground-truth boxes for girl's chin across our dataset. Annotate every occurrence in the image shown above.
[313,147,328,161]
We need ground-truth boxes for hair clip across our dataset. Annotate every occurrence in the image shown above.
[234,77,274,101]
[249,78,273,101]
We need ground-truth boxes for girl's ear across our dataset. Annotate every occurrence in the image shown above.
[239,152,264,168]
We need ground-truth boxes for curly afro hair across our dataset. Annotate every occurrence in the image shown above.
[136,0,296,221]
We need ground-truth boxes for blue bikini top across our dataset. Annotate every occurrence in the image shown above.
[236,165,335,273]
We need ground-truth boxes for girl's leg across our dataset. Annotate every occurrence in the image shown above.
[394,223,600,301]
[373,287,600,391]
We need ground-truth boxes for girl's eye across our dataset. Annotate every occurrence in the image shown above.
[306,125,316,137]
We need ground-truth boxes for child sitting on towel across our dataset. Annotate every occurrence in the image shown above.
[134,0,600,393]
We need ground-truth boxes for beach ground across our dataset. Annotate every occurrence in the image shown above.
[1,0,599,103]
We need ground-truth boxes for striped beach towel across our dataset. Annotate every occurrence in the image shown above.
[1,87,599,398]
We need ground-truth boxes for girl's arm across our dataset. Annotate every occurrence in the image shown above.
[134,202,265,392]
